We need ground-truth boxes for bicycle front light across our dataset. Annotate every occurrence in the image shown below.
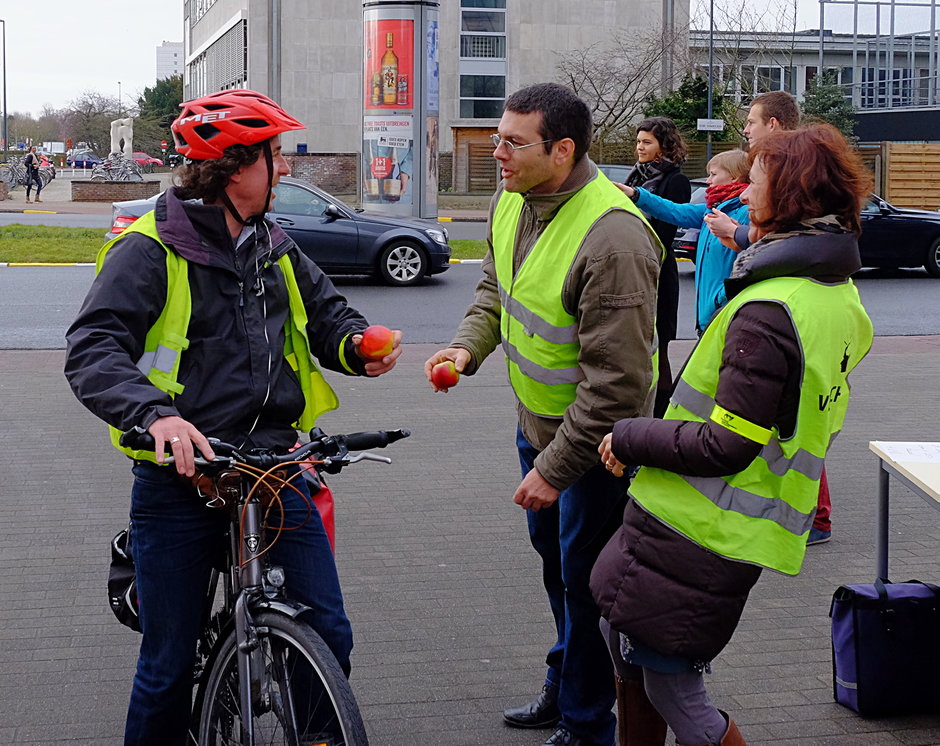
[264,566,286,589]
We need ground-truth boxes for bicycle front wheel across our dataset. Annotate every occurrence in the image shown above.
[196,611,368,746]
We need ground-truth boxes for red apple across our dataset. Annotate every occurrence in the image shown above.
[431,361,460,389]
[359,325,394,360]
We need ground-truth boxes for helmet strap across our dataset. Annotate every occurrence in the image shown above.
[220,190,249,226]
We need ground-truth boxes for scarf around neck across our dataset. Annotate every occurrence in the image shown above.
[705,181,747,209]
[729,215,846,281]
[626,158,679,194]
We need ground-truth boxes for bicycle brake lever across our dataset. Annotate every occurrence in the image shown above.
[347,452,392,465]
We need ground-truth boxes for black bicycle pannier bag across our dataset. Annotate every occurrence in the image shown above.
[108,527,142,633]
[830,578,940,716]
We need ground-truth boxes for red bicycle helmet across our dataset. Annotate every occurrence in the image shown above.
[171,89,305,160]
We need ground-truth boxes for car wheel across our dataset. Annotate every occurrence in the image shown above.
[379,241,427,286]
[925,238,940,278]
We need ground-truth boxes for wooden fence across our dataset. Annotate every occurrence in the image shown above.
[881,143,940,210]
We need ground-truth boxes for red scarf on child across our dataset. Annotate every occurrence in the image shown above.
[705,181,747,209]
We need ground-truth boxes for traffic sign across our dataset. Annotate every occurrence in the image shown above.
[161,140,168,149]
[696,118,725,132]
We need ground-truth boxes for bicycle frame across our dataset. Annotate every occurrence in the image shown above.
[210,470,312,746]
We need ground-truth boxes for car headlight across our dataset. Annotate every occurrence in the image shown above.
[425,228,447,244]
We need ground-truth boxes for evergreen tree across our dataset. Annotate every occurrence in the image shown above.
[643,75,736,142]
[801,72,856,139]
[137,75,184,129]
[133,75,184,156]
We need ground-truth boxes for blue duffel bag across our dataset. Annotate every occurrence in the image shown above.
[830,578,940,716]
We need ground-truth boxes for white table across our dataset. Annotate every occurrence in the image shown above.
[870,441,940,579]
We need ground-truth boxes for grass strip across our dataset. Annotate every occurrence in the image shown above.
[0,225,490,264]
[449,239,487,261]
[0,224,104,263]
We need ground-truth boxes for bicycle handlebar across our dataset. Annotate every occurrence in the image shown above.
[119,426,411,473]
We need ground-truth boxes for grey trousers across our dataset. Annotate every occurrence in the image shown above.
[600,618,727,744]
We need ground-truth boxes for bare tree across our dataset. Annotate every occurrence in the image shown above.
[686,0,801,134]
[62,91,121,154]
[556,27,688,162]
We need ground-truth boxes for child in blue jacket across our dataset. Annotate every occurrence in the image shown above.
[619,150,750,334]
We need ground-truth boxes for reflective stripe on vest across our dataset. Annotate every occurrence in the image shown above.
[492,171,663,417]
[631,276,873,575]
[97,212,339,461]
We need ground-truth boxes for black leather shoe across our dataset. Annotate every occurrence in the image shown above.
[503,685,561,729]
[541,726,586,746]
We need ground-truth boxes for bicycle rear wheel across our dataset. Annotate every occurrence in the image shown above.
[195,611,368,746]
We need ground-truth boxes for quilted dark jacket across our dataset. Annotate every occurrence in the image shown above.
[590,223,865,661]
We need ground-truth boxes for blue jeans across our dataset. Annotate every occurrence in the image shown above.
[123,461,352,746]
[517,428,627,746]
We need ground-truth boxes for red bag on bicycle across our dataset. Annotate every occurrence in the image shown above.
[313,482,336,553]
[293,441,336,553]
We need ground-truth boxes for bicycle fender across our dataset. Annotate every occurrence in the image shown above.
[257,598,312,620]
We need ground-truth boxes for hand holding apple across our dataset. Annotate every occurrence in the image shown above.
[424,347,471,392]
[430,361,460,389]
[358,325,395,361]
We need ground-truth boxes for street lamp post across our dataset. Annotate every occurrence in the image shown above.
[707,0,715,161]
[1,19,7,159]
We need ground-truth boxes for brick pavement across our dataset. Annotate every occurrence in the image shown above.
[2,339,940,745]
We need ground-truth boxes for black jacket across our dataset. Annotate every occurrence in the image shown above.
[65,187,369,452]
[626,162,691,349]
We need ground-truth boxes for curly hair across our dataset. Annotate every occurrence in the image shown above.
[173,143,265,202]
[635,117,688,164]
[748,124,872,235]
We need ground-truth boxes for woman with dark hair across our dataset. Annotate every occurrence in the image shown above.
[624,117,691,417]
[590,124,874,746]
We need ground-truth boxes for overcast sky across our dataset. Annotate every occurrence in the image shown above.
[2,0,936,120]
[2,0,183,120]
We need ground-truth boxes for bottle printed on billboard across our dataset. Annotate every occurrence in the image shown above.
[364,19,415,111]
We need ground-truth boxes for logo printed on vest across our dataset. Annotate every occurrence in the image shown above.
[818,385,843,412]
[840,342,851,373]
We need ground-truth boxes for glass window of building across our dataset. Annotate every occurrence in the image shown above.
[459,0,506,119]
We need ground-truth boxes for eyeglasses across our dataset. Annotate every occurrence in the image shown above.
[490,134,555,152]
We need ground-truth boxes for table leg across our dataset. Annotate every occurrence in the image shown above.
[876,460,889,580]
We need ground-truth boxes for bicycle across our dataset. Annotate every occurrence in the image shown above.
[117,425,411,746]
[91,153,144,182]
[0,157,55,190]
[0,159,26,189]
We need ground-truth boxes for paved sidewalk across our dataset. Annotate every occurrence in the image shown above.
[2,338,940,744]
[0,173,489,222]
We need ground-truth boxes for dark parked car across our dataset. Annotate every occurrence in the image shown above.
[858,195,940,277]
[671,180,709,262]
[674,192,940,277]
[107,177,451,286]
[67,151,103,168]
[597,164,634,183]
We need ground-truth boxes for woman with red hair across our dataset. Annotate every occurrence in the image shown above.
[590,124,874,745]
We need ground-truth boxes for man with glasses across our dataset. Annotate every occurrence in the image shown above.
[425,83,661,746]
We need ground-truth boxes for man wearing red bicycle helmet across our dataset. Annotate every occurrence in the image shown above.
[65,89,402,746]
